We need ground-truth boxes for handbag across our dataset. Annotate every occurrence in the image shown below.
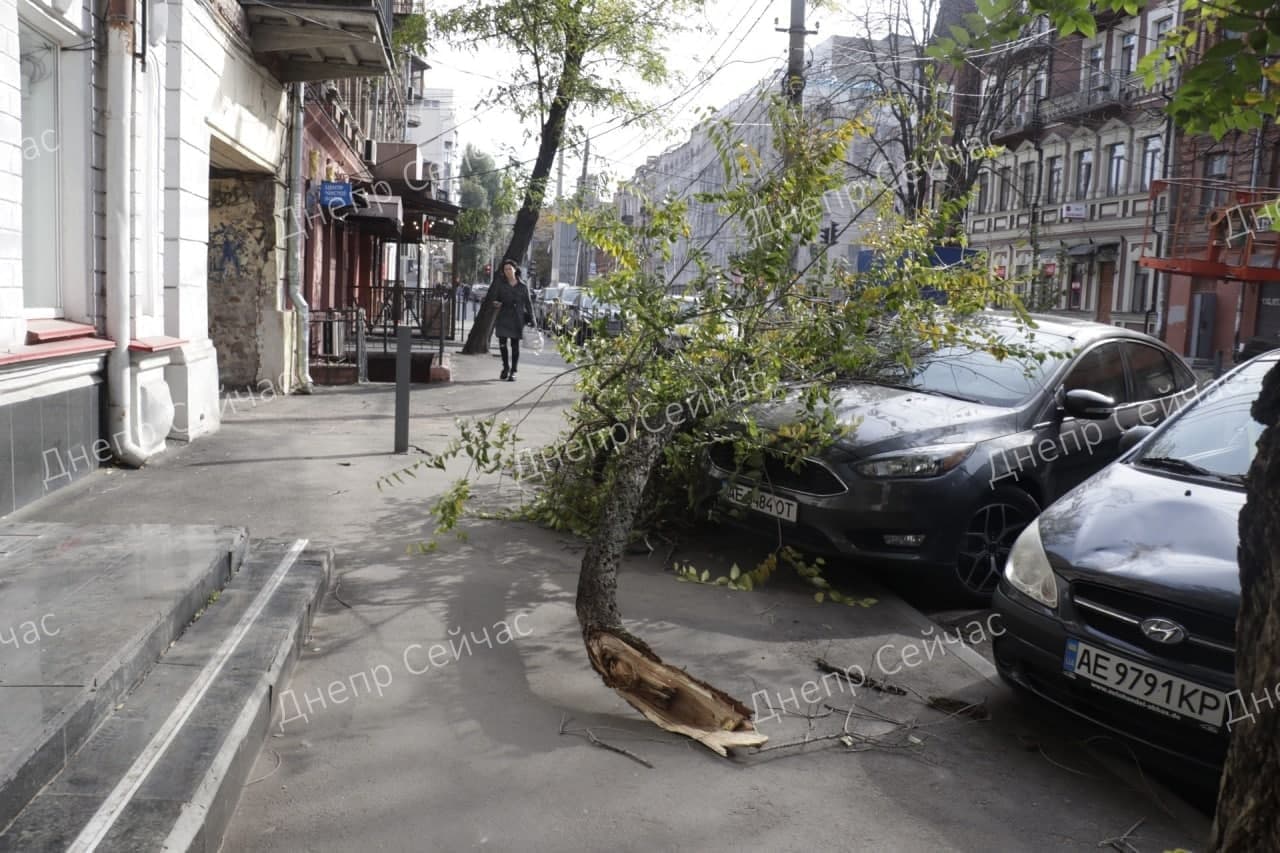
[522,324,544,354]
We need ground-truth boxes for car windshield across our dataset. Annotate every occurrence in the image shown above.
[872,330,1070,407]
[1134,357,1274,482]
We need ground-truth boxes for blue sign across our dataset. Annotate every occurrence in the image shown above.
[319,181,353,209]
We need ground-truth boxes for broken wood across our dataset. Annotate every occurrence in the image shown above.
[575,420,767,757]
[585,627,767,757]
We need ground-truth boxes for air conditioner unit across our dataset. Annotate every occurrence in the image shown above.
[362,139,378,165]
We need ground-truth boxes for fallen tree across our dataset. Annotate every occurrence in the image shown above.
[384,99,1037,755]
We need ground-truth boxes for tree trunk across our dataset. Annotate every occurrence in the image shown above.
[575,421,767,757]
[461,47,581,355]
[1211,362,1280,850]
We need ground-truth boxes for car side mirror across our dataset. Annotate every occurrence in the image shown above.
[1061,388,1115,420]
[1119,424,1156,454]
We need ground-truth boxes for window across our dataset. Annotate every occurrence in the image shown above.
[1046,156,1063,204]
[1034,72,1048,102]
[977,172,990,212]
[1153,16,1174,51]
[20,19,61,313]
[1140,135,1163,189]
[1021,162,1036,207]
[1119,33,1137,74]
[1106,142,1126,195]
[1086,45,1105,88]
[1202,152,1230,210]
[1130,263,1151,312]
[999,165,1012,209]
[1064,342,1129,404]
[1124,342,1178,400]
[1075,149,1094,200]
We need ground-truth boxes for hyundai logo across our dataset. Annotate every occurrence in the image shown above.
[1140,617,1187,645]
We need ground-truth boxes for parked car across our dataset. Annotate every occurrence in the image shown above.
[992,349,1278,772]
[544,286,582,334]
[570,294,626,343]
[706,312,1199,601]
[471,282,490,304]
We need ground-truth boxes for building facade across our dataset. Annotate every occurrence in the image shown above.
[963,1,1179,331]
[616,35,902,292]
[0,0,443,517]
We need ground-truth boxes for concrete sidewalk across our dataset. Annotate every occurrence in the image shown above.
[15,348,1211,852]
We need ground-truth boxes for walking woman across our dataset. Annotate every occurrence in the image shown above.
[490,258,534,381]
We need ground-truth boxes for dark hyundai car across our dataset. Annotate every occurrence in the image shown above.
[707,312,1198,600]
[993,350,1278,771]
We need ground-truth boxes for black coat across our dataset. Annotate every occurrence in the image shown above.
[492,279,533,339]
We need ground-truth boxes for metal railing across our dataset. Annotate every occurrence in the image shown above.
[1042,74,1133,122]
[365,283,457,347]
[309,307,368,382]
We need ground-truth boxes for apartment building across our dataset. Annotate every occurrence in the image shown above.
[616,35,901,292]
[964,2,1179,330]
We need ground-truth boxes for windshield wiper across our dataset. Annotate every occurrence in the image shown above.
[1138,455,1246,484]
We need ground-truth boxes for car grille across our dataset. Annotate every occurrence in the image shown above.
[1070,581,1236,674]
[708,442,846,496]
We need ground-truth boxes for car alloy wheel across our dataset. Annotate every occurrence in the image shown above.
[955,488,1039,597]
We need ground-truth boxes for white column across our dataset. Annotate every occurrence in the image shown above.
[0,2,24,350]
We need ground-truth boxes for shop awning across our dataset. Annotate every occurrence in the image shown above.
[1066,241,1118,257]
[347,193,403,239]
[362,177,461,240]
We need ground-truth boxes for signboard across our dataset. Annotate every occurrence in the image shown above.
[994,265,1007,278]
[1061,203,1087,220]
[319,181,353,209]
[1043,262,1057,276]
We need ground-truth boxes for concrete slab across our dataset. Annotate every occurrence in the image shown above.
[0,523,247,832]
[0,541,329,852]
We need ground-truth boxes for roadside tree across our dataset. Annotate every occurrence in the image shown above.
[401,0,707,354]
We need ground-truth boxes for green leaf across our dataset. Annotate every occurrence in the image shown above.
[814,591,825,603]
[729,564,741,580]
[700,569,710,583]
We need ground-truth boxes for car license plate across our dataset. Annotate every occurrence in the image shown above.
[1063,638,1226,730]
[723,483,798,523]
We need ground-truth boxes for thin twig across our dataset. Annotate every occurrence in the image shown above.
[1097,817,1145,853]
[559,715,654,769]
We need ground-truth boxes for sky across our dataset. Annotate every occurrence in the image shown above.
[423,0,813,202]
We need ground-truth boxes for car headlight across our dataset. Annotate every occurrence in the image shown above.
[853,444,974,478]
[1004,521,1058,609]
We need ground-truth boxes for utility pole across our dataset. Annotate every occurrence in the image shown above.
[576,137,591,288]
[777,0,815,110]
[777,0,817,274]
[551,150,564,285]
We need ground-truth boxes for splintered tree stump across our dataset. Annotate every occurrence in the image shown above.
[584,626,767,757]
[573,410,765,756]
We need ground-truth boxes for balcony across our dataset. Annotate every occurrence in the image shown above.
[240,0,394,83]
[1041,73,1134,123]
